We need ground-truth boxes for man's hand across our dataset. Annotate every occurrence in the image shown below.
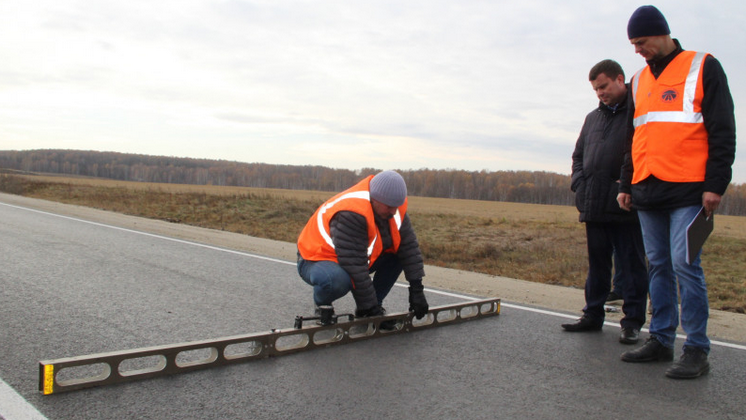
[703,192,722,217]
[617,192,632,211]
[355,305,384,318]
[408,282,429,319]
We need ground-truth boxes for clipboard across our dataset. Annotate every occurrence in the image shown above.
[686,206,714,264]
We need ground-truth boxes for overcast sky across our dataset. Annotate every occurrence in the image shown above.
[2,1,744,183]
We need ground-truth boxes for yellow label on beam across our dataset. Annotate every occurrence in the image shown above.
[43,365,54,395]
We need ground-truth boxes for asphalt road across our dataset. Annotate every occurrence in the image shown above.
[1,199,745,420]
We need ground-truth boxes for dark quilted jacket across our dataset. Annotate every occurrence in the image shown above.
[571,92,638,224]
[330,211,424,310]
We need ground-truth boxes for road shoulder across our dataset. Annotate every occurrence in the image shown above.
[3,192,744,344]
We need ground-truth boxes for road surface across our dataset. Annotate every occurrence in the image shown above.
[1,195,745,419]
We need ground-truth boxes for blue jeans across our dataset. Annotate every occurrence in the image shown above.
[638,206,710,352]
[297,253,402,307]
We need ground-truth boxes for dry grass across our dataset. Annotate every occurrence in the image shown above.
[3,173,745,313]
[413,214,587,286]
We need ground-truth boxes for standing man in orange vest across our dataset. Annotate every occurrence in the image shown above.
[618,6,736,379]
[297,170,429,326]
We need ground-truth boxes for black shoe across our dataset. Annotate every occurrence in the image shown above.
[666,346,710,379]
[314,305,335,326]
[378,307,398,331]
[619,327,640,344]
[621,336,674,362]
[561,316,603,332]
[606,291,623,302]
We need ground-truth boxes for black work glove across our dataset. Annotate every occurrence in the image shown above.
[355,305,384,318]
[408,280,429,319]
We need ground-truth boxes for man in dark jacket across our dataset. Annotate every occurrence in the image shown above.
[562,59,649,345]
[618,6,736,379]
[297,170,429,327]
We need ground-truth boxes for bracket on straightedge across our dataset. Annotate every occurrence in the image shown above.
[39,298,500,395]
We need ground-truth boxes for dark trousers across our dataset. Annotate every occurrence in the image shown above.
[583,221,649,329]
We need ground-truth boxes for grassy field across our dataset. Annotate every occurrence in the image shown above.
[3,173,745,314]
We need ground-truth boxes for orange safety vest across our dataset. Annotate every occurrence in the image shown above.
[630,50,710,184]
[297,175,406,267]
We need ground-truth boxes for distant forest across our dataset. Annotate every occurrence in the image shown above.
[2,149,745,216]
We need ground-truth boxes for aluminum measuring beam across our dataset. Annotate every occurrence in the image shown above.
[39,298,500,395]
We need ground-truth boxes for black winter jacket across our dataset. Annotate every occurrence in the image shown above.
[619,40,736,210]
[330,210,425,310]
[572,90,638,224]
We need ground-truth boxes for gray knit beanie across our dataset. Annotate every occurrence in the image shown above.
[627,5,670,39]
[369,170,407,207]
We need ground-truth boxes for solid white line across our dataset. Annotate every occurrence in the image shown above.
[5,201,746,351]
[499,303,746,351]
[0,202,290,265]
[0,378,48,420]
[2,199,746,418]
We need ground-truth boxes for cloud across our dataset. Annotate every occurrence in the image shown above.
[0,0,744,182]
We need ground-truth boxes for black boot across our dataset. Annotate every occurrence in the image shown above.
[621,336,674,362]
[314,305,335,326]
[378,307,398,331]
[665,346,710,379]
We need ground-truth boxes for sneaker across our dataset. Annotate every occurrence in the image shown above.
[606,291,623,302]
[621,336,674,362]
[561,315,603,332]
[665,346,710,379]
[619,327,640,344]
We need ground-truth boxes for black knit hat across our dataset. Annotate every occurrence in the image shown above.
[627,5,670,39]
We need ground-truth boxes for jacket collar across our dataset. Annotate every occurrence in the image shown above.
[647,38,684,78]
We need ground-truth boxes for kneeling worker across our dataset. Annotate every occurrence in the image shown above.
[296,170,429,325]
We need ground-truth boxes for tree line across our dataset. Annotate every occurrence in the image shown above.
[1,149,745,215]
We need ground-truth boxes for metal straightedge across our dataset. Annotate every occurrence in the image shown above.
[39,298,500,395]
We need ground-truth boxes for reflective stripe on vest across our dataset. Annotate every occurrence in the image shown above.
[297,176,405,266]
[630,51,709,184]
[632,52,706,126]
[316,190,376,255]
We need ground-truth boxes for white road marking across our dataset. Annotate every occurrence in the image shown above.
[1,201,745,419]
[7,201,746,352]
[0,378,48,420]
